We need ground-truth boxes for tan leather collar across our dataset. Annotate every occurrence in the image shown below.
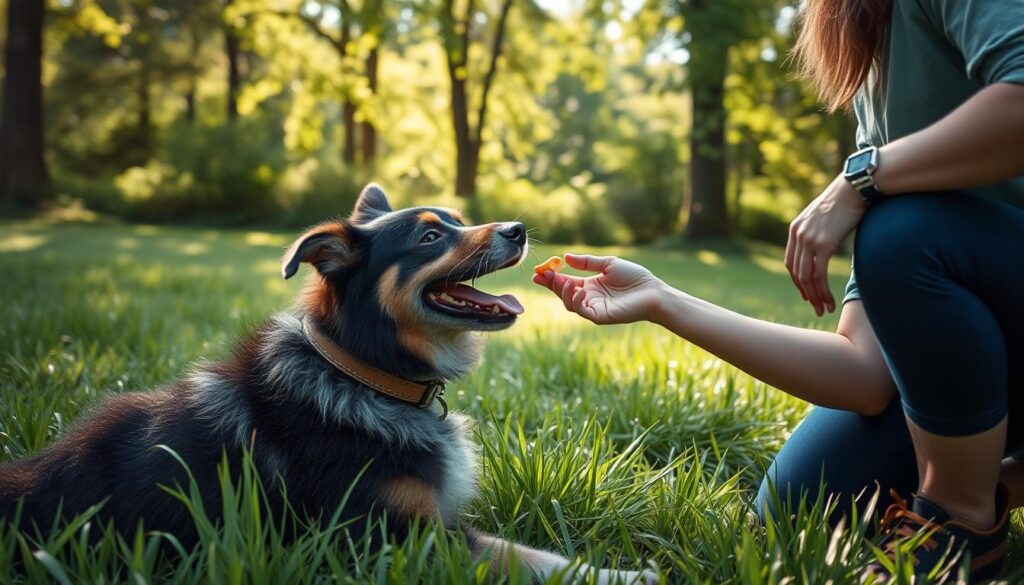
[301,316,447,416]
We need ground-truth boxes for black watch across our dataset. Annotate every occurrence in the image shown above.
[843,146,885,206]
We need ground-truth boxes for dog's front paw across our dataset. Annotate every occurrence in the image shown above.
[595,568,659,585]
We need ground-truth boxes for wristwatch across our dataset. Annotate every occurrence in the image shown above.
[843,146,885,206]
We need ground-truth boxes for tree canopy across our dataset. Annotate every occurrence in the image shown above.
[0,0,852,243]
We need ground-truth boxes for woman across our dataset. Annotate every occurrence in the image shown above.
[534,0,1024,581]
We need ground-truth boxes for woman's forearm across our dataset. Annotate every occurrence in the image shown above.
[650,285,895,414]
[875,83,1024,195]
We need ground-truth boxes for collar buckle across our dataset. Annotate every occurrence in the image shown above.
[419,380,446,408]
[420,381,448,420]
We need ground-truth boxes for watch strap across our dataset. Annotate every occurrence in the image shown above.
[850,174,885,205]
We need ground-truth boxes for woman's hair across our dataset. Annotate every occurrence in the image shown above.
[792,0,892,112]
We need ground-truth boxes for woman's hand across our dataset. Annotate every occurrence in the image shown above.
[532,253,666,325]
[786,175,867,316]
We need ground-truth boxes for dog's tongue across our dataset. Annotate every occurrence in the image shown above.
[442,283,525,315]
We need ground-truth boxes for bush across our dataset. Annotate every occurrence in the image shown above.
[52,169,123,215]
[274,155,366,227]
[472,179,629,246]
[107,121,286,224]
[602,135,686,245]
[737,206,791,245]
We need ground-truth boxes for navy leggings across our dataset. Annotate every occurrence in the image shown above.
[757,192,1024,520]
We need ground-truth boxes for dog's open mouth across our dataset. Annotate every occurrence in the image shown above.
[424,282,524,322]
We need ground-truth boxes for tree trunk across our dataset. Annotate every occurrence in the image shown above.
[0,0,49,207]
[455,141,479,198]
[445,0,512,198]
[185,88,196,123]
[449,70,476,197]
[138,65,152,133]
[340,21,356,165]
[360,46,378,164]
[684,43,729,239]
[225,26,241,120]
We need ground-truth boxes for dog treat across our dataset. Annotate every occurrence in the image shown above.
[534,255,564,275]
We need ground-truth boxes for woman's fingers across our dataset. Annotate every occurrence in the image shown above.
[571,287,593,320]
[560,277,578,312]
[785,222,807,301]
[812,251,835,313]
[534,269,605,321]
[535,271,582,293]
[564,253,614,273]
[796,241,823,316]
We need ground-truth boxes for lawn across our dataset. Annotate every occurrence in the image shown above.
[0,219,1017,584]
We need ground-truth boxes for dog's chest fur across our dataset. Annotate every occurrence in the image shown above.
[194,312,480,523]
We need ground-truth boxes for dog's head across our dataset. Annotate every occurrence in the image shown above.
[282,184,526,380]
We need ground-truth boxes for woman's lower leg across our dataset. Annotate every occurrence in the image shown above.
[907,416,1005,528]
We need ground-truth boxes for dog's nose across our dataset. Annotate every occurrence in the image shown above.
[498,222,526,246]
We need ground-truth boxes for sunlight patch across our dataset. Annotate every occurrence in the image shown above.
[750,253,789,275]
[181,242,208,256]
[696,250,722,267]
[0,234,46,252]
[244,232,287,247]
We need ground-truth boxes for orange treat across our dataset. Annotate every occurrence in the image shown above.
[534,255,564,275]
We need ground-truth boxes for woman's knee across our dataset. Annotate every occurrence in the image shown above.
[754,403,917,526]
[853,193,961,303]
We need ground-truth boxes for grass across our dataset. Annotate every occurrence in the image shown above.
[0,219,1018,584]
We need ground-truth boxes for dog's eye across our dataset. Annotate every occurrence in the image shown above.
[419,230,442,244]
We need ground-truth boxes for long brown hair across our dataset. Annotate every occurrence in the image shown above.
[792,0,892,112]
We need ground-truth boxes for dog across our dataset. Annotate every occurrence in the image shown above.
[0,185,656,584]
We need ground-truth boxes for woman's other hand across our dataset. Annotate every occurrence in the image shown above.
[532,253,666,325]
[786,175,868,316]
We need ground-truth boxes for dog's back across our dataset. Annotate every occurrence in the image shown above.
[0,313,471,546]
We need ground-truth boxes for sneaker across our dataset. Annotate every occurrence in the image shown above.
[863,483,1010,584]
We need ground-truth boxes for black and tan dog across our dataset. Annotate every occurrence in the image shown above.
[0,185,656,584]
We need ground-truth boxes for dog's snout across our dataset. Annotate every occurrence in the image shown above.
[498,222,526,246]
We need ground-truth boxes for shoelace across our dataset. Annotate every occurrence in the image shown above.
[877,489,946,564]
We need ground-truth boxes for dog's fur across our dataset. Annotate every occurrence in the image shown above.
[0,185,655,584]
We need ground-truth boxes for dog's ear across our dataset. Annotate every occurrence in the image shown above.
[281,221,357,279]
[350,183,392,225]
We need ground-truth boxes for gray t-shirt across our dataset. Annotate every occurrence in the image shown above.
[844,0,1024,304]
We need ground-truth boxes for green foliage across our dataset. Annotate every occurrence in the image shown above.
[599,117,687,244]
[33,0,850,243]
[66,121,285,223]
[471,179,627,246]
[4,221,1022,583]
[276,153,367,226]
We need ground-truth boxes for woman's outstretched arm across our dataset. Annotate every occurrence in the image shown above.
[534,253,895,415]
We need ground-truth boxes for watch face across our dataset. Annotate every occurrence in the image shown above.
[845,151,874,176]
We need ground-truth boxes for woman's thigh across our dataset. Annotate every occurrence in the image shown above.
[756,398,918,523]
[854,192,1024,448]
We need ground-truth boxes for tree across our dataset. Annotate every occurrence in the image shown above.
[439,0,514,197]
[1,0,49,207]
[249,0,386,165]
[668,0,775,239]
[225,0,242,120]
